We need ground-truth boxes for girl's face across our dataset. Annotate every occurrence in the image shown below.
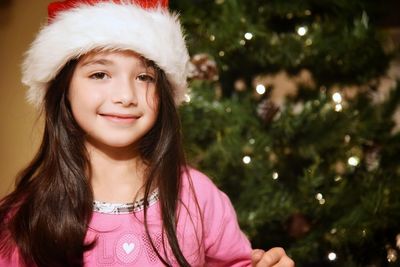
[68,50,159,150]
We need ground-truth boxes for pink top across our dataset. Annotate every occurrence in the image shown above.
[0,168,252,266]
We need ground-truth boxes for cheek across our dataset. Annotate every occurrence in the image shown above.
[144,88,159,112]
[69,82,102,109]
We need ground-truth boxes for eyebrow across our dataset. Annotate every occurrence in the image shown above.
[79,58,153,71]
[80,59,114,68]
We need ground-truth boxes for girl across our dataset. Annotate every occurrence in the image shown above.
[0,0,294,266]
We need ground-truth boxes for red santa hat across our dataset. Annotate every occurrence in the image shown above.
[22,0,189,107]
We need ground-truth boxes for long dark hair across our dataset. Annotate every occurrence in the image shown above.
[0,53,194,266]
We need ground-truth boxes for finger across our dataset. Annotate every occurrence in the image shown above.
[255,247,286,267]
[274,256,295,267]
[251,249,265,263]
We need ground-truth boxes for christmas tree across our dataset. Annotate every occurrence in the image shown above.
[171,0,400,266]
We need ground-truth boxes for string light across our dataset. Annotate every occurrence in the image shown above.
[348,156,360,166]
[332,92,342,103]
[335,104,343,112]
[239,39,246,45]
[244,32,253,40]
[219,51,225,57]
[256,84,266,95]
[249,138,255,144]
[209,35,216,41]
[334,176,342,182]
[272,172,279,180]
[184,93,191,103]
[297,26,308,36]
[243,156,251,164]
[248,211,256,221]
[315,193,326,204]
[328,252,337,261]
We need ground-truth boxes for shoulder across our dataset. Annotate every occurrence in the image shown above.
[181,167,220,193]
[181,167,228,206]
[180,166,235,223]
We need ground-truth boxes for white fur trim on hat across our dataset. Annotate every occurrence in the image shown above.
[22,2,189,107]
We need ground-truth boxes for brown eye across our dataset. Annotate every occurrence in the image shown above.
[89,72,110,80]
[137,74,155,83]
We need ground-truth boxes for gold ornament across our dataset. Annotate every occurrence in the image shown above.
[387,247,398,262]
[396,234,400,249]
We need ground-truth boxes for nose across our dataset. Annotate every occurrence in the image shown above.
[111,77,138,106]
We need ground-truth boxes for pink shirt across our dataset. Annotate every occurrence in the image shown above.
[0,168,252,266]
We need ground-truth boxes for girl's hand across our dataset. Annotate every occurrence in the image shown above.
[251,248,295,267]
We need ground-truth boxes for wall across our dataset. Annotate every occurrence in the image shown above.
[0,0,51,197]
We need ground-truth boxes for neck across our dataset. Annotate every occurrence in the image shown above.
[85,140,147,203]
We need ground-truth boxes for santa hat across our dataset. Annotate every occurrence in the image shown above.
[22,0,189,107]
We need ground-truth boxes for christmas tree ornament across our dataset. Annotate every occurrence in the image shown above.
[341,85,360,100]
[334,161,346,174]
[257,98,279,124]
[387,247,398,262]
[268,152,278,164]
[253,71,302,107]
[188,53,219,81]
[292,69,315,89]
[392,105,400,135]
[371,60,400,104]
[242,145,254,155]
[285,212,311,238]
[363,143,381,171]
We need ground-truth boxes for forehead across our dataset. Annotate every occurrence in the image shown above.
[78,50,152,67]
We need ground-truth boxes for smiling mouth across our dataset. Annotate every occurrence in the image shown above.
[99,113,140,124]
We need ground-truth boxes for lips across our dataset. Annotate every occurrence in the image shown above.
[99,113,140,124]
